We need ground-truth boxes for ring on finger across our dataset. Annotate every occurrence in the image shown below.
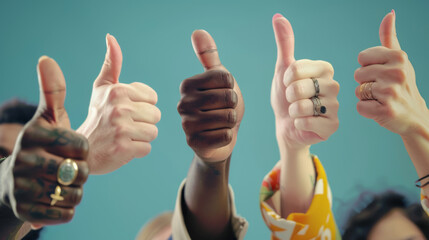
[312,77,320,97]
[50,185,64,206]
[57,159,78,186]
[359,82,376,100]
[311,96,327,116]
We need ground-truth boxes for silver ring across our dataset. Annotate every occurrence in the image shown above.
[311,97,327,116]
[312,77,320,97]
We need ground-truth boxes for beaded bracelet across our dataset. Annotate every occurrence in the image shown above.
[415,174,429,188]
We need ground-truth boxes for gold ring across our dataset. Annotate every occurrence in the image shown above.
[360,82,376,100]
[50,185,64,206]
[57,159,78,186]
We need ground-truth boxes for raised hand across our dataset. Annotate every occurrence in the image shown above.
[77,34,161,174]
[0,57,89,228]
[177,30,244,162]
[271,14,339,151]
[354,11,429,136]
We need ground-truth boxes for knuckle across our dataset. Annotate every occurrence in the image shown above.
[186,135,198,148]
[329,80,340,95]
[179,80,190,94]
[79,162,90,183]
[319,60,334,76]
[75,135,89,157]
[224,89,236,106]
[148,125,159,141]
[108,85,127,101]
[71,188,83,206]
[289,62,302,79]
[223,129,233,144]
[387,68,406,84]
[214,70,233,88]
[63,208,75,223]
[226,110,237,125]
[181,119,192,133]
[153,106,162,123]
[136,143,151,158]
[381,86,398,99]
[114,125,127,139]
[391,50,408,63]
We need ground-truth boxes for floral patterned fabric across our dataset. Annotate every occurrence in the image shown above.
[260,156,340,240]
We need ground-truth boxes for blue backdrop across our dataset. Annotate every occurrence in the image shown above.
[1,0,428,239]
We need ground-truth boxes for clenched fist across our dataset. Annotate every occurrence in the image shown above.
[0,57,89,227]
[354,11,429,137]
[77,34,161,174]
[177,30,244,162]
[270,14,339,150]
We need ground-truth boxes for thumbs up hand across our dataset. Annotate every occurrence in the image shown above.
[271,14,339,151]
[0,57,90,227]
[77,34,161,174]
[354,11,428,136]
[177,30,244,162]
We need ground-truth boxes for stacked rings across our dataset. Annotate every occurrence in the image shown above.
[311,78,326,116]
[359,82,375,100]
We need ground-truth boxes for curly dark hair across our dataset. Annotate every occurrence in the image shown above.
[343,191,429,240]
[0,99,37,125]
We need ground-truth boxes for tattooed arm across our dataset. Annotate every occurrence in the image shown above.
[176,30,245,240]
[0,57,90,239]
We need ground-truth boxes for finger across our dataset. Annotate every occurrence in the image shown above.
[14,152,89,186]
[182,109,237,134]
[128,82,158,104]
[191,30,224,71]
[272,13,295,69]
[129,141,152,159]
[14,178,83,208]
[356,100,383,119]
[283,60,334,87]
[187,129,233,150]
[21,125,89,160]
[294,117,339,140]
[94,34,123,87]
[36,56,67,125]
[123,122,158,142]
[128,102,161,124]
[289,98,338,119]
[357,46,407,67]
[180,70,234,94]
[16,202,74,225]
[177,89,237,114]
[379,10,401,50]
[285,78,339,102]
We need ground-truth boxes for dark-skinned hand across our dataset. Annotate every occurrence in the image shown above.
[0,56,89,228]
[177,30,244,162]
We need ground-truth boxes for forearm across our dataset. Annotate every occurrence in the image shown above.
[401,119,429,197]
[183,154,234,240]
[277,133,316,218]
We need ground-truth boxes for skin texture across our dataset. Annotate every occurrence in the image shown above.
[368,209,425,240]
[0,124,22,158]
[270,13,340,217]
[354,11,429,197]
[77,34,161,175]
[0,57,90,239]
[177,29,244,240]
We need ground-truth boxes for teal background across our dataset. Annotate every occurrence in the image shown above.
[1,0,429,239]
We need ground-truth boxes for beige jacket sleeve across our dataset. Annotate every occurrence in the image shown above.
[171,179,248,240]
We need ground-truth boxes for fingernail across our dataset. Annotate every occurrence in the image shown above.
[391,9,395,17]
[273,13,284,21]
